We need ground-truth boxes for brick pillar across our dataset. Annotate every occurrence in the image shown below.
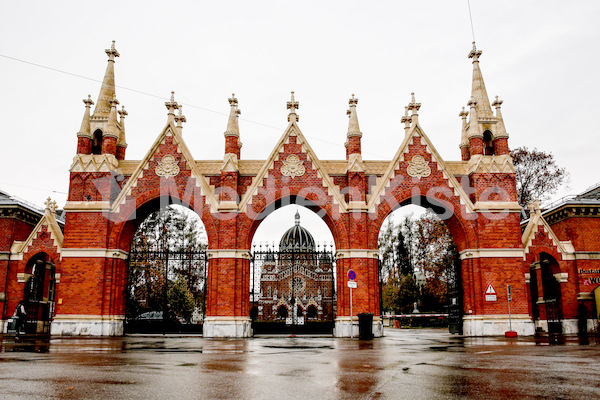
[203,214,252,338]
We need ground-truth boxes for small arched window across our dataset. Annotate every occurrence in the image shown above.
[483,130,494,155]
[91,129,103,154]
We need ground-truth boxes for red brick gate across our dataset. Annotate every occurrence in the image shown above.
[3,42,536,337]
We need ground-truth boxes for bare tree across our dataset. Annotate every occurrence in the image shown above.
[510,146,569,209]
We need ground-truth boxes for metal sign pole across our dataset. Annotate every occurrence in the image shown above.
[507,284,512,331]
[350,286,353,339]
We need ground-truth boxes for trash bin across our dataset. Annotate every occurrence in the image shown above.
[357,313,373,339]
[7,317,17,334]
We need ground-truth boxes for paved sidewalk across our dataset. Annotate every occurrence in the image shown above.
[1,329,599,399]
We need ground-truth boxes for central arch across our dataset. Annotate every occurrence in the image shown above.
[249,204,337,334]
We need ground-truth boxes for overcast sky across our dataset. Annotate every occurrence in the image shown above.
[1,1,598,245]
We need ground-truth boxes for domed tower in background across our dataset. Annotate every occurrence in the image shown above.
[252,212,335,329]
[279,211,316,251]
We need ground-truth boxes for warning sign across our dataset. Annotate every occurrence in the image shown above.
[485,284,497,302]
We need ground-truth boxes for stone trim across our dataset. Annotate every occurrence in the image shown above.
[336,249,379,259]
[347,201,368,211]
[60,248,129,259]
[554,272,569,283]
[206,249,251,259]
[64,201,111,212]
[473,201,521,213]
[573,252,600,260]
[53,314,125,321]
[217,201,238,211]
[578,292,594,300]
[459,248,524,260]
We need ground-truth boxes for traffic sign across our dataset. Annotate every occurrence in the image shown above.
[348,270,356,281]
[485,283,497,301]
[347,281,357,288]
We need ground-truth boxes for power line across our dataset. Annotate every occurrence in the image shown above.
[467,0,476,43]
[0,52,389,158]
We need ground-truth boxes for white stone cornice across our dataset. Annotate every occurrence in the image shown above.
[573,251,600,260]
[473,201,522,213]
[459,248,524,260]
[217,201,239,212]
[207,249,251,259]
[336,249,379,259]
[347,201,368,211]
[60,248,129,259]
[64,201,111,212]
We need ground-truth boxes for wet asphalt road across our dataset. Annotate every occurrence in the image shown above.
[1,329,599,400]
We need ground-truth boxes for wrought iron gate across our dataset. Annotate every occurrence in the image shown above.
[22,257,55,335]
[250,246,336,334]
[125,247,207,333]
[447,256,463,334]
[541,262,563,335]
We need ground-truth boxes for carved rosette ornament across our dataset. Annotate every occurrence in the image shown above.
[155,155,180,178]
[406,155,431,179]
[281,154,305,178]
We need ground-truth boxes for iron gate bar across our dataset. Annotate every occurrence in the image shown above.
[126,246,207,334]
[251,247,336,334]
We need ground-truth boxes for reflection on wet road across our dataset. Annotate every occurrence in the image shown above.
[1,329,599,399]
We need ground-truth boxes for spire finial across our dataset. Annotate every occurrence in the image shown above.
[408,92,421,116]
[349,93,358,107]
[459,106,469,119]
[492,95,503,109]
[109,94,119,108]
[468,41,482,62]
[528,198,541,215]
[346,93,362,138]
[118,105,127,121]
[224,93,241,138]
[165,91,179,116]
[401,105,412,133]
[175,104,187,130]
[287,91,299,122]
[229,93,238,107]
[84,94,94,108]
[295,210,300,226]
[45,197,57,215]
[105,40,120,62]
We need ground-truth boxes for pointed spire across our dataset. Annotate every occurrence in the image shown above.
[346,94,362,138]
[401,106,412,134]
[165,91,179,121]
[77,95,94,138]
[466,96,482,139]
[459,106,469,146]
[492,96,509,138]
[468,42,494,120]
[117,105,128,147]
[295,210,300,226]
[175,104,187,134]
[93,41,119,117]
[224,93,241,137]
[287,91,299,122]
[105,94,120,139]
[408,92,421,125]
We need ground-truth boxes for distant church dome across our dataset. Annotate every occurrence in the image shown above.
[279,211,315,251]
